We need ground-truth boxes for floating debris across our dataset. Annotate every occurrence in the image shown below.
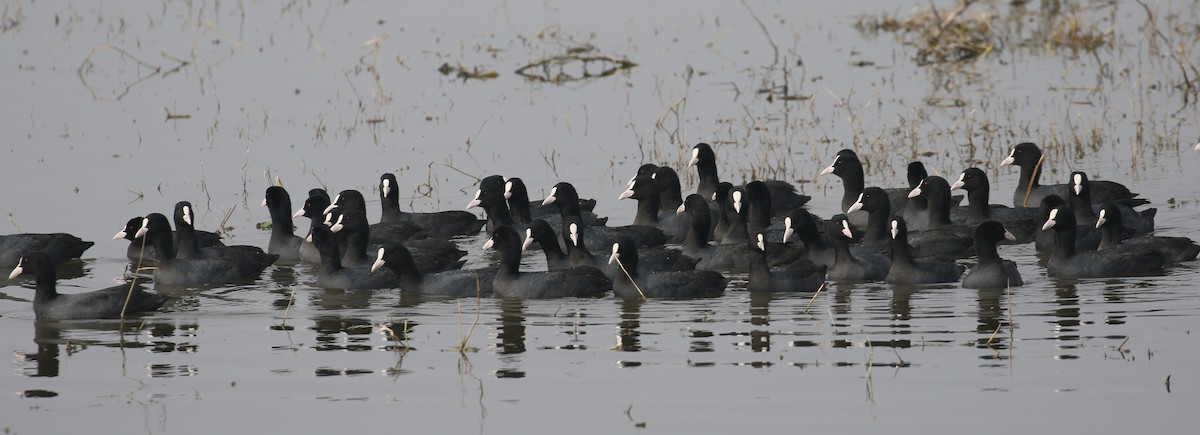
[856,0,1115,66]
[515,46,636,84]
[856,1,994,65]
[437,63,500,82]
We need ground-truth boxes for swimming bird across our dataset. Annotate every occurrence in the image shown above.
[961,221,1024,289]
[1095,204,1198,264]
[884,217,965,284]
[292,189,332,263]
[483,226,611,299]
[690,142,810,216]
[136,213,273,286]
[999,142,1146,207]
[845,186,892,247]
[543,181,668,249]
[263,186,305,261]
[113,217,223,262]
[819,149,912,223]
[1042,206,1164,278]
[0,233,93,269]
[371,243,496,297]
[826,215,890,282]
[607,237,727,299]
[173,201,278,265]
[8,251,168,320]
[949,167,1039,242]
[906,176,976,259]
[1066,171,1154,234]
[309,221,399,289]
[747,233,826,292]
[379,173,483,237]
[619,174,690,242]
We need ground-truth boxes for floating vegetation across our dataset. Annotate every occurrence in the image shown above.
[855,0,1116,65]
[437,63,500,82]
[515,45,636,84]
[0,3,20,35]
[77,45,190,102]
[855,1,995,65]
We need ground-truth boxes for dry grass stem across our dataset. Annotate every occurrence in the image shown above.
[613,258,647,302]
[279,286,297,328]
[802,283,826,314]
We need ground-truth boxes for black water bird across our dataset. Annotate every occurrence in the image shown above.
[1042,206,1165,278]
[483,226,611,299]
[999,142,1145,207]
[961,221,1024,289]
[607,237,727,299]
[8,251,168,320]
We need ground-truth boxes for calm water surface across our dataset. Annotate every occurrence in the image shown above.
[2,1,1198,433]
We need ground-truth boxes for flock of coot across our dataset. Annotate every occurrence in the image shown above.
[4,142,1196,320]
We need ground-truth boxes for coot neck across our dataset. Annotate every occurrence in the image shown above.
[339,223,371,265]
[840,163,866,212]
[830,233,856,267]
[798,225,829,251]
[888,234,917,269]
[31,264,60,302]
[1096,218,1125,250]
[613,251,640,279]
[507,195,533,224]
[748,246,771,280]
[537,233,568,262]
[1069,190,1098,225]
[565,232,595,266]
[683,207,713,250]
[863,205,890,246]
[633,192,661,226]
[695,162,720,200]
[659,183,683,213]
[926,187,953,228]
[174,217,201,257]
[383,257,423,290]
[973,235,1003,268]
[721,206,749,245]
[318,244,344,275]
[496,242,523,277]
[482,198,516,234]
[380,186,402,223]
[1017,154,1043,190]
[966,185,992,221]
[746,193,772,235]
[270,203,296,238]
[1050,225,1078,263]
[150,228,178,263]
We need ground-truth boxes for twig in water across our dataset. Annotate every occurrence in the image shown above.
[802,283,825,313]
[454,280,483,353]
[279,287,297,328]
[199,161,212,209]
[1022,154,1045,207]
[986,323,1002,346]
[215,208,236,238]
[625,401,647,428]
[119,235,150,323]
[612,258,647,301]
[865,335,876,404]
[740,0,778,69]
[379,321,409,357]
[0,206,22,232]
